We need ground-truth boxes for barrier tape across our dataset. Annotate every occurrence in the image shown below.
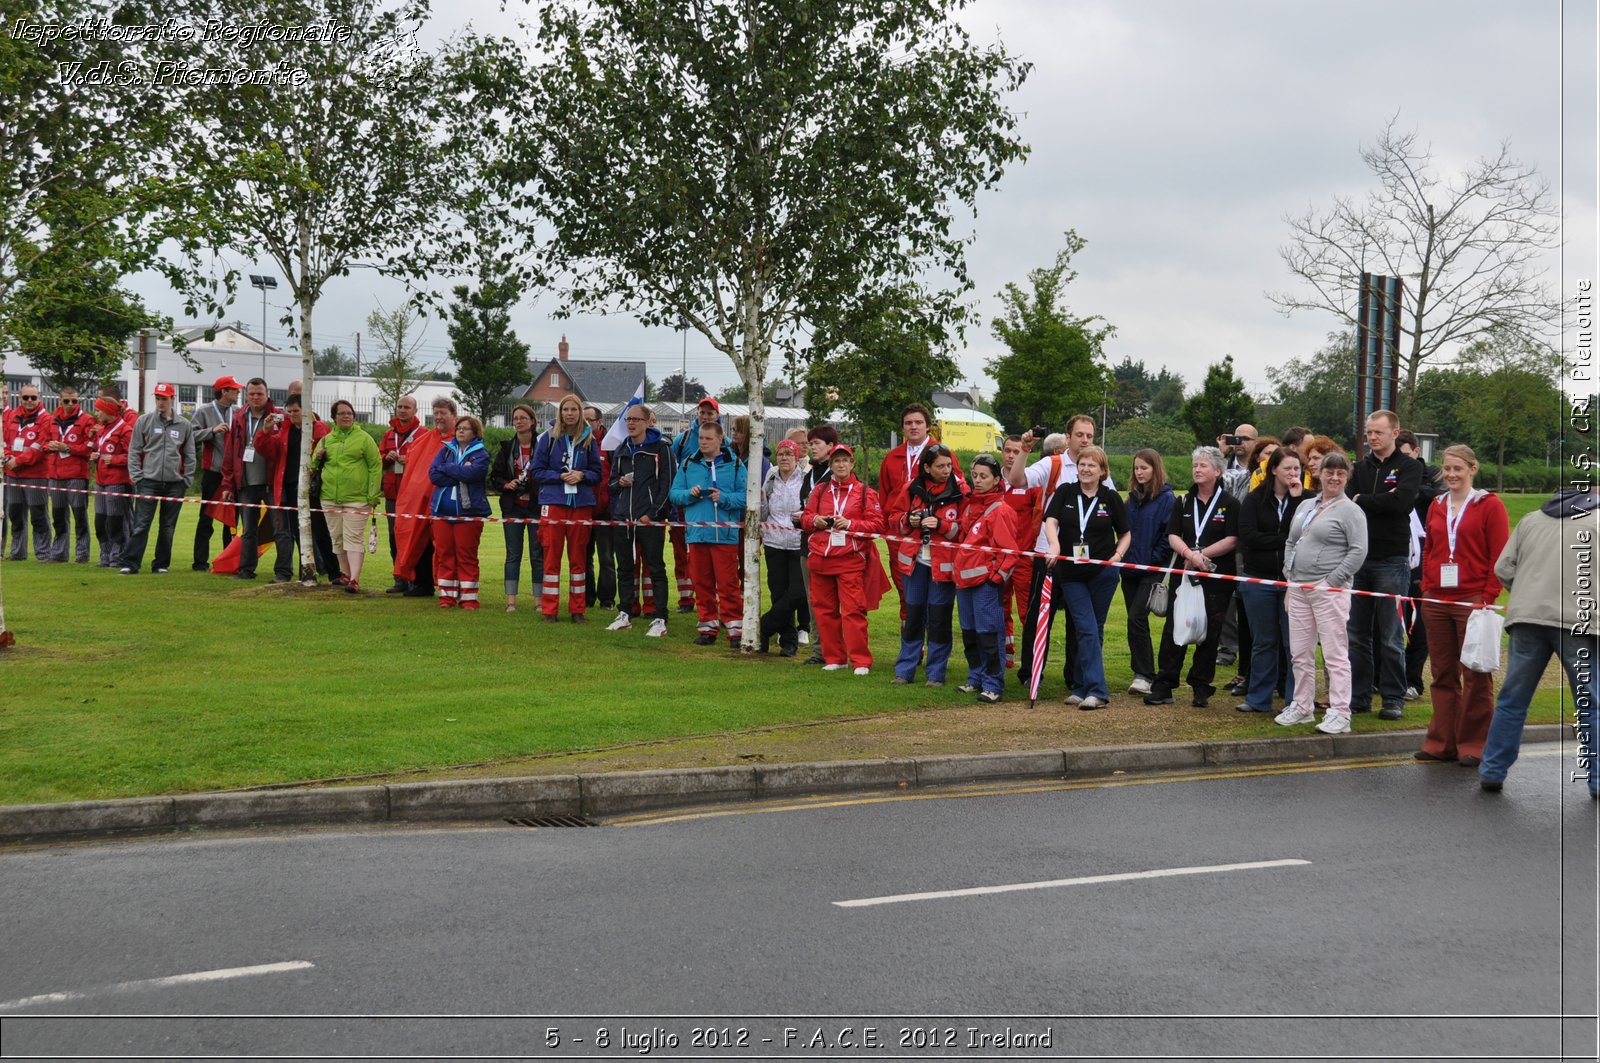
[1,478,1500,611]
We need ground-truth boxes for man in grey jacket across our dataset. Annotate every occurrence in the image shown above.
[1479,488,1599,797]
[121,383,196,575]
[189,374,240,570]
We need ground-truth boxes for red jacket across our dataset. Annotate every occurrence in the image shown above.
[380,416,425,501]
[253,417,331,507]
[3,404,57,480]
[91,415,134,487]
[48,407,95,480]
[800,474,884,574]
[890,478,966,581]
[878,443,965,533]
[219,402,281,498]
[954,491,1023,588]
[1421,489,1510,604]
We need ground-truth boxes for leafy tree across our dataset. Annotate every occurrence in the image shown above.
[717,378,786,407]
[447,262,532,420]
[1264,330,1358,443]
[1409,367,1472,448]
[1103,416,1195,460]
[988,231,1114,434]
[367,303,440,413]
[159,0,503,580]
[1149,376,1186,419]
[1104,357,1184,428]
[1269,117,1561,420]
[1181,355,1255,445]
[1455,327,1564,488]
[657,373,708,405]
[314,345,357,377]
[488,0,1029,648]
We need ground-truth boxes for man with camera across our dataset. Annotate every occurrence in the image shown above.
[219,378,289,581]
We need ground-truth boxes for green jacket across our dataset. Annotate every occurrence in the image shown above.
[314,424,382,506]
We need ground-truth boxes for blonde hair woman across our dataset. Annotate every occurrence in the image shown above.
[531,394,602,622]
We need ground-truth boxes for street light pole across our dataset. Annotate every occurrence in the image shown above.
[248,274,278,380]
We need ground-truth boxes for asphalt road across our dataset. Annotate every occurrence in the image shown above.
[1,747,1595,1061]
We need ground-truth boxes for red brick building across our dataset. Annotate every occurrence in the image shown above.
[520,336,647,409]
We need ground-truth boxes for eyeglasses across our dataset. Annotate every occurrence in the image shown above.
[624,416,648,423]
[20,396,39,402]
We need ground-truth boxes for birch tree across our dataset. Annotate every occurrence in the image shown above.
[487,0,1029,649]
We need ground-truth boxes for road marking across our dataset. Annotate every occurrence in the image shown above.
[834,858,1312,908]
[0,961,314,1012]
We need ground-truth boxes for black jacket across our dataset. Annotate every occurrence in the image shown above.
[491,437,539,513]
[608,432,674,521]
[1239,484,1308,579]
[1347,449,1423,560]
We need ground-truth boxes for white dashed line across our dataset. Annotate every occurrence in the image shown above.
[0,960,315,1011]
[834,859,1312,908]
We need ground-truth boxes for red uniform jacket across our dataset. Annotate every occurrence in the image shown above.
[877,443,965,536]
[891,479,966,582]
[801,474,885,573]
[4,405,58,480]
[954,492,1023,588]
[253,418,331,507]
[219,403,281,499]
[380,416,424,501]
[48,408,95,480]
[92,416,134,487]
[1420,490,1510,605]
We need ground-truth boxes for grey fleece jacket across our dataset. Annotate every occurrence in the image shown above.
[1496,498,1600,634]
[1283,494,1368,588]
[127,410,196,486]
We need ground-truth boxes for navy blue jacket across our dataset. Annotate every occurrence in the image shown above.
[429,439,491,518]
[1125,483,1177,568]
[532,427,602,509]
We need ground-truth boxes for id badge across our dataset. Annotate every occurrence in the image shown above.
[829,530,847,548]
[242,445,256,463]
[1439,563,1459,589]
[1072,544,1090,561]
[11,437,22,452]
[395,457,406,471]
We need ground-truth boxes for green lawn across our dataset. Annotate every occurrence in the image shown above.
[0,494,1571,805]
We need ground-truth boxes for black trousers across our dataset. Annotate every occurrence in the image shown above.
[1120,570,1159,682]
[614,523,668,620]
[385,496,400,559]
[193,468,232,565]
[760,546,806,650]
[1016,558,1077,690]
[1404,567,1428,691]
[1152,575,1235,699]
[587,522,617,607]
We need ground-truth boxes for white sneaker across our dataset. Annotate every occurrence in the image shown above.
[1275,705,1316,727]
[1128,676,1152,695]
[1064,694,1083,706]
[853,667,871,676]
[606,611,632,631]
[822,663,847,671]
[797,630,809,646]
[1316,711,1352,735]
[646,618,668,638]
[1078,696,1107,710]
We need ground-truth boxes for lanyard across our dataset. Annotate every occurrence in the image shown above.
[829,481,854,516]
[1191,489,1223,546]
[906,442,923,480]
[1075,489,1097,542]
[1445,492,1475,563]
[211,401,224,428]
[95,420,119,450]
[1298,495,1341,535]
[245,410,263,440]
[709,456,718,487]
[1275,495,1289,524]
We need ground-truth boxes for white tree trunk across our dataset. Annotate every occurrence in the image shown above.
[296,269,318,583]
[737,289,766,652]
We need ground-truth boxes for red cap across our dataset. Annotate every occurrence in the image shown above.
[829,443,854,458]
[153,383,176,398]
[697,396,720,412]
[212,375,244,392]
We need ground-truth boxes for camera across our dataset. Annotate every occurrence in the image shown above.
[1224,434,1243,447]
[1030,424,1049,440]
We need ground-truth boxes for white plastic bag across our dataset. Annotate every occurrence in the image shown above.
[1172,576,1208,647]
[1461,608,1504,673]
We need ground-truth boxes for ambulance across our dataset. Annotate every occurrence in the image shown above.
[933,407,1005,453]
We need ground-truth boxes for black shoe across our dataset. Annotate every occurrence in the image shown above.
[571,614,588,624]
[271,575,292,584]
[1480,779,1503,793]
[1458,755,1481,767]
[1378,704,1404,721]
[385,580,410,594]
[234,571,256,580]
[1143,692,1175,705]
[403,585,433,597]
[1227,678,1248,696]
[779,645,798,658]
[677,604,695,614]
[693,633,716,646]
[1192,695,1210,708]
[803,653,825,665]
[192,562,209,572]
[1216,649,1237,667]
[1414,750,1452,762]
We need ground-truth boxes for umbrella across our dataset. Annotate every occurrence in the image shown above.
[1027,562,1057,706]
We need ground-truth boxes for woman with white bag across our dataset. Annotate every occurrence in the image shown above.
[1276,452,1368,733]
[1415,445,1509,766]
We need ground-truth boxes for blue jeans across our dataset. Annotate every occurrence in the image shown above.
[1346,554,1410,709]
[1481,624,1599,795]
[1062,568,1119,700]
[896,563,956,683]
[1239,582,1295,711]
[956,582,1005,694]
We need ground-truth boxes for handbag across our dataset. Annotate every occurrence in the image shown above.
[1145,579,1171,618]
[1461,607,1505,673]
[1172,576,1208,646]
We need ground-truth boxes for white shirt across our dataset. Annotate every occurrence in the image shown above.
[1022,454,1113,552]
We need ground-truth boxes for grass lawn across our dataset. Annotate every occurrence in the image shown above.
[0,492,1572,806]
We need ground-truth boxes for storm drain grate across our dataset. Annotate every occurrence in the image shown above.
[503,816,599,829]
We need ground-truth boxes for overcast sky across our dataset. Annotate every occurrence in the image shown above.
[132,0,1597,404]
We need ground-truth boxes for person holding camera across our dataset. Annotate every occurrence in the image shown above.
[1043,445,1129,709]
[250,395,329,582]
[802,444,886,674]
[219,378,282,581]
[891,443,966,686]
[878,403,964,618]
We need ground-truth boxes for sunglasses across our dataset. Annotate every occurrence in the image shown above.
[20,396,40,402]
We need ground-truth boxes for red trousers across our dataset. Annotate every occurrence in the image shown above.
[889,562,907,622]
[1002,555,1033,669]
[811,565,871,668]
[431,519,483,607]
[1420,600,1496,759]
[539,504,593,616]
[670,523,695,608]
[689,542,742,638]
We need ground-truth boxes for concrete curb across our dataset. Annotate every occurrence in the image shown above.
[0,725,1570,844]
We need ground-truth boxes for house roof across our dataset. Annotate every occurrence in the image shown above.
[523,357,647,406]
[173,323,275,352]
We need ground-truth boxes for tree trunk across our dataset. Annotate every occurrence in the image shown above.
[737,293,766,653]
[295,233,318,583]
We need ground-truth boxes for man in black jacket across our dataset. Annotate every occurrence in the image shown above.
[1346,411,1424,718]
[606,404,673,637]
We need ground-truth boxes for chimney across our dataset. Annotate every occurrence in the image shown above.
[558,335,569,361]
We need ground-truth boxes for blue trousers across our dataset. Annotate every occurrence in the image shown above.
[956,581,1005,694]
[1346,554,1410,709]
[1062,567,1119,701]
[1239,582,1295,710]
[1481,624,1599,796]
[896,563,955,683]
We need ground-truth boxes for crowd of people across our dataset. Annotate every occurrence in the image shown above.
[2,380,1594,796]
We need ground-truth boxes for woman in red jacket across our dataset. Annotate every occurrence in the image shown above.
[89,398,134,568]
[953,454,1021,703]
[891,443,966,686]
[801,444,885,675]
[1416,444,1510,766]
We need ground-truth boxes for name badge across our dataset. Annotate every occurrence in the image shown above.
[243,445,257,463]
[828,530,847,548]
[395,457,406,470]
[1439,563,1459,589]
[11,437,22,452]
[167,428,181,440]
[1072,543,1090,561]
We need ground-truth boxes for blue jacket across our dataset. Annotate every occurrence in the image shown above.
[669,449,747,546]
[532,427,602,508]
[429,438,491,518]
[1125,483,1177,568]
